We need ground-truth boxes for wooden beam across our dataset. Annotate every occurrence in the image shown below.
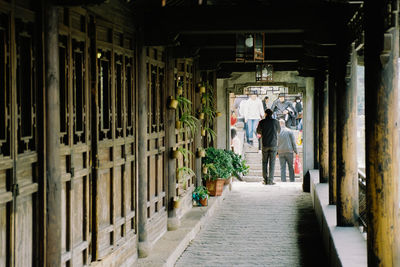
[318,74,329,183]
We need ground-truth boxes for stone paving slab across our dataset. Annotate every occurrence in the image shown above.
[175,182,327,267]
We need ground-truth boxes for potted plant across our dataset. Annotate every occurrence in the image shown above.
[193,186,209,206]
[202,147,234,196]
[224,149,250,179]
[168,96,179,109]
[171,148,182,159]
[177,166,195,190]
[216,111,222,117]
[173,196,181,209]
[178,112,198,136]
[202,163,215,174]
[177,81,183,96]
[197,148,206,158]
[198,82,206,94]
[198,109,205,120]
[204,126,217,143]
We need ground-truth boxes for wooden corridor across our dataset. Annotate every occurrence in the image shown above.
[175,182,327,266]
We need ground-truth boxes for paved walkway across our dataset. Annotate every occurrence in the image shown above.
[175,182,327,267]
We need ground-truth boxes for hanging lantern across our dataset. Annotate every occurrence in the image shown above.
[236,33,265,62]
[256,64,273,82]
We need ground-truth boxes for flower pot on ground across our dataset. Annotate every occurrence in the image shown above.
[205,179,225,196]
[193,186,209,206]
[224,176,232,185]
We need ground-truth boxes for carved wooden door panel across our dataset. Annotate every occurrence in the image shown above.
[146,47,167,242]
[0,4,42,266]
[92,21,137,260]
[58,9,92,266]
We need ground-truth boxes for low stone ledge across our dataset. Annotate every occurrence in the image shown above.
[137,183,232,267]
[309,170,367,267]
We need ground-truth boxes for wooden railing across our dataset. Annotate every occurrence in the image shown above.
[358,169,367,232]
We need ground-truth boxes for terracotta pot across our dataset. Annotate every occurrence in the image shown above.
[169,98,178,109]
[199,86,206,94]
[198,112,204,120]
[177,86,183,95]
[224,177,232,185]
[206,179,224,196]
[175,121,181,129]
[199,197,208,206]
[201,129,206,136]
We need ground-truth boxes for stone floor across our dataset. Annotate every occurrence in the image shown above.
[175,182,327,267]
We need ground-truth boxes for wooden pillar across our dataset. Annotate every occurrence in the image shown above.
[318,75,329,183]
[194,62,202,187]
[328,60,337,205]
[336,43,358,226]
[365,1,400,265]
[45,3,61,266]
[166,48,180,231]
[137,37,150,258]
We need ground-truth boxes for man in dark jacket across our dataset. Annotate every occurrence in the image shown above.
[256,109,281,185]
[270,93,292,121]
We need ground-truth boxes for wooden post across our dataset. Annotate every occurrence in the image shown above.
[336,43,358,226]
[318,75,329,183]
[166,48,180,231]
[314,79,320,169]
[194,61,202,187]
[365,1,400,265]
[45,3,61,266]
[328,60,337,205]
[137,37,150,258]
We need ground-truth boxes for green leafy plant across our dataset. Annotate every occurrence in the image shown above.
[176,95,192,114]
[202,147,234,180]
[177,146,193,162]
[177,166,195,188]
[204,126,216,144]
[224,149,250,178]
[193,185,209,200]
[179,112,198,136]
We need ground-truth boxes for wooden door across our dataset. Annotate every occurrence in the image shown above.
[0,3,42,266]
[146,47,167,242]
[58,8,92,266]
[92,20,137,261]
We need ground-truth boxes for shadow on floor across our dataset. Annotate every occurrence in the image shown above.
[295,193,328,267]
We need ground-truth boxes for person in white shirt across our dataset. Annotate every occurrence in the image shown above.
[231,128,242,156]
[242,94,264,146]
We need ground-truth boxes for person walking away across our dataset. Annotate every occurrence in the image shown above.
[262,96,269,111]
[257,109,281,185]
[277,119,298,182]
[242,94,264,146]
[294,96,303,127]
[231,127,242,156]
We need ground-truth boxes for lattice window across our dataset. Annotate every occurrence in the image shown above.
[73,39,86,144]
[15,19,36,154]
[59,35,69,145]
[98,49,112,140]
[0,14,10,157]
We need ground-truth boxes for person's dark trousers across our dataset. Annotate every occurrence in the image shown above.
[258,137,262,150]
[278,152,295,182]
[244,121,248,143]
[262,147,277,183]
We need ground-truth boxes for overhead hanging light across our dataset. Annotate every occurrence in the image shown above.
[245,34,253,48]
